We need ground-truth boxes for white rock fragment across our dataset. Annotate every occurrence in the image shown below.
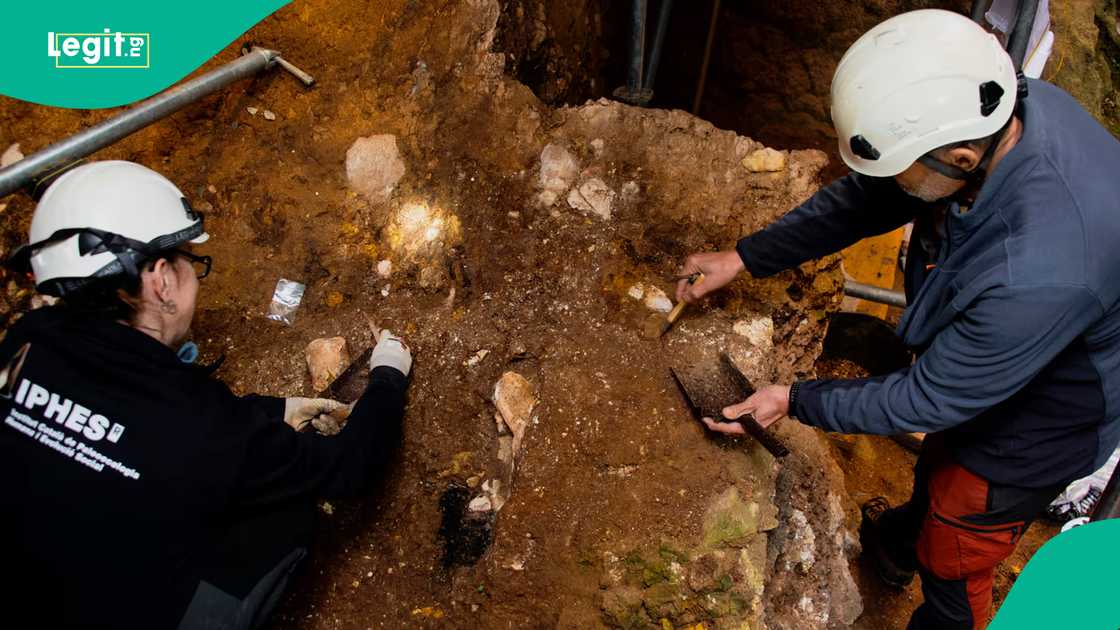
[464,349,490,367]
[468,496,493,513]
[377,259,393,278]
[207,184,218,194]
[537,144,578,205]
[567,178,614,220]
[246,107,259,116]
[627,283,645,300]
[590,138,605,155]
[306,337,350,393]
[1,143,24,168]
[262,110,277,121]
[29,294,59,310]
[346,134,407,203]
[642,286,673,313]
[742,147,786,173]
[621,181,640,198]
[481,478,507,512]
[494,372,536,453]
[381,286,390,297]
[733,316,774,350]
[786,509,817,574]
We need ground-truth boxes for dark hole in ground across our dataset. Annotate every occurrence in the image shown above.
[438,482,494,569]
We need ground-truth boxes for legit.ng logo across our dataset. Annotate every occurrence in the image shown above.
[47,29,150,69]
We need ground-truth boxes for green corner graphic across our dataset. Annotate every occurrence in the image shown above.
[991,519,1120,629]
[1,1,289,108]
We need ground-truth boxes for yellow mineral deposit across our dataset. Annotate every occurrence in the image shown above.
[387,200,461,256]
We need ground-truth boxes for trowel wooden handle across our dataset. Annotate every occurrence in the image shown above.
[666,272,705,324]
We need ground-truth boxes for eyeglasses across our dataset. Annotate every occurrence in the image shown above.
[173,249,212,279]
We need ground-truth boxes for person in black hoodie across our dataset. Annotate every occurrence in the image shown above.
[0,161,412,629]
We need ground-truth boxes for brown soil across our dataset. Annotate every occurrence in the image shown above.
[0,2,1070,629]
[0,2,845,628]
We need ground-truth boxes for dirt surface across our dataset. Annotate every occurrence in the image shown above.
[0,2,863,628]
[0,2,1076,629]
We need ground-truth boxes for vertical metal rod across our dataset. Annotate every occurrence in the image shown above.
[1007,0,1040,69]
[643,0,673,92]
[692,0,721,115]
[970,0,991,23]
[0,48,280,198]
[628,0,648,94]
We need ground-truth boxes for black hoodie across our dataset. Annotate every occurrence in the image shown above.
[0,306,406,628]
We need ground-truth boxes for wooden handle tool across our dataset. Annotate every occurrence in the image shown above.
[658,273,705,337]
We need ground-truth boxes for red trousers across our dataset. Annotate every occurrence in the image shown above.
[882,438,1063,629]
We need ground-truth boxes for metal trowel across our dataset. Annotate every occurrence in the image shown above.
[670,352,790,458]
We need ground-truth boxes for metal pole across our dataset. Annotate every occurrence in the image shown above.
[970,0,991,24]
[627,0,648,95]
[1006,0,1040,69]
[643,0,673,92]
[844,280,907,309]
[0,47,280,198]
[692,0,721,115]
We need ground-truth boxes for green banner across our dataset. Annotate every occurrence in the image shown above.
[1,1,289,109]
[991,519,1120,629]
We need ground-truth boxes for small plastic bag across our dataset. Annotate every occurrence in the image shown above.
[267,278,306,325]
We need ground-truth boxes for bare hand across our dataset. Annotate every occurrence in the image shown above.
[701,384,791,435]
[675,250,746,303]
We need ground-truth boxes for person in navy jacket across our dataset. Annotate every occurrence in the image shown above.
[677,10,1120,629]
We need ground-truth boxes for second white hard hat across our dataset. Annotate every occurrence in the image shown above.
[831,9,1018,177]
[11,161,208,296]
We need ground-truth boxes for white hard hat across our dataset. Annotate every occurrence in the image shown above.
[831,9,1018,177]
[9,161,208,297]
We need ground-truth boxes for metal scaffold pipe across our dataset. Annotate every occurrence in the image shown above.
[844,280,908,309]
[0,47,299,198]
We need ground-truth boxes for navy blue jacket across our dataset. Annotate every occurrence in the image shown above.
[737,80,1120,488]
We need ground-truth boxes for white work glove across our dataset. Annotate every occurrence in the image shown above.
[283,397,348,432]
[369,329,412,377]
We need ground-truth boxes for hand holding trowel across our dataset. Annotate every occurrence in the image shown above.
[671,353,790,458]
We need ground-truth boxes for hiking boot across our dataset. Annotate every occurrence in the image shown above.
[860,496,917,589]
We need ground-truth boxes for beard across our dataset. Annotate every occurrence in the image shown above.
[898,171,963,202]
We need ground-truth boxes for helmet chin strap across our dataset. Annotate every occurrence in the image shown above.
[916,122,1008,184]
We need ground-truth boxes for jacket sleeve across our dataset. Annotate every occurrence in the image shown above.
[737,172,920,278]
[231,366,408,506]
[793,284,1103,434]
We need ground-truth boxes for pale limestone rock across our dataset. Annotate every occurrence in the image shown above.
[642,286,673,313]
[346,134,406,203]
[539,143,578,195]
[733,316,775,350]
[566,177,614,220]
[464,349,490,367]
[494,371,536,455]
[306,337,350,392]
[742,147,786,173]
[1,143,23,168]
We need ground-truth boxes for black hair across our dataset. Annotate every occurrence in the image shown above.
[58,251,176,321]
